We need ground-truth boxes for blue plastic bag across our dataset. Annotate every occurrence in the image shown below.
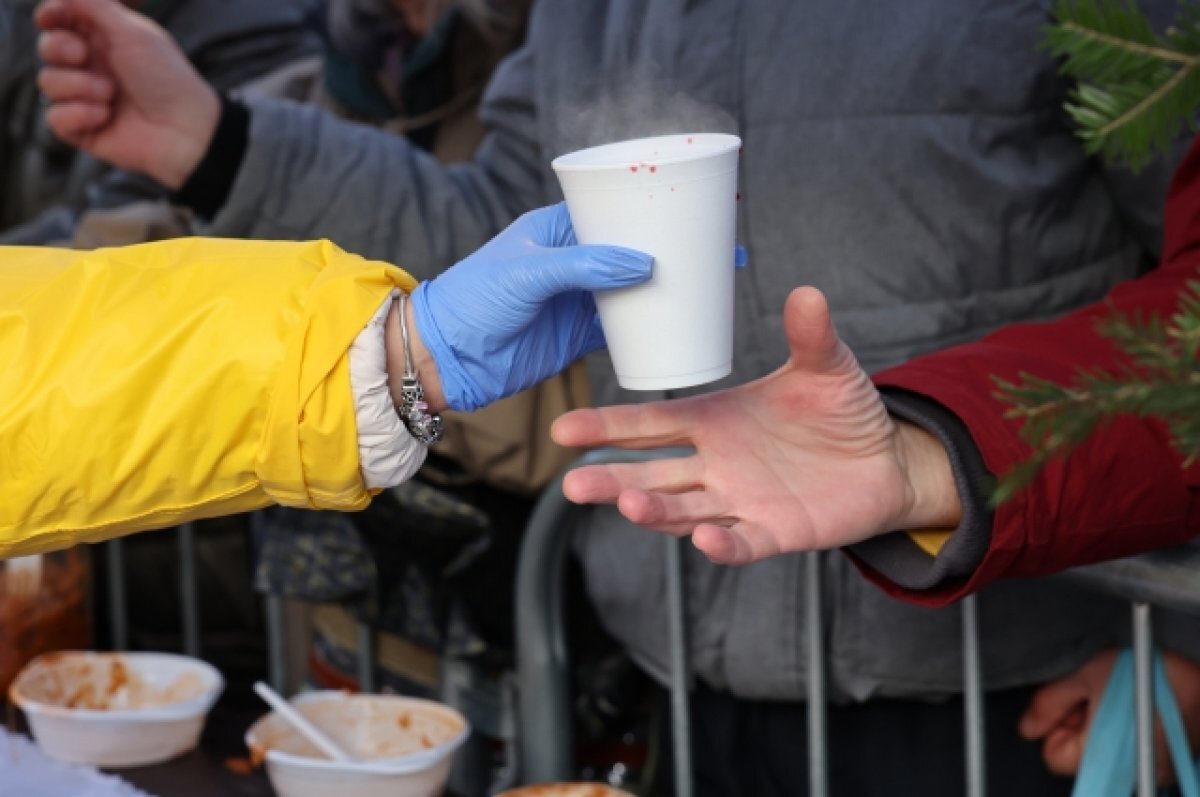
[1072,649,1200,797]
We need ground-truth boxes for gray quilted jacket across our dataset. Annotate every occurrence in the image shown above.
[209,0,1185,700]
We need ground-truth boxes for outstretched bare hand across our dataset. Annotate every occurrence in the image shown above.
[551,287,961,565]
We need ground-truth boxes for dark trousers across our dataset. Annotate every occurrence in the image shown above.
[658,684,1074,797]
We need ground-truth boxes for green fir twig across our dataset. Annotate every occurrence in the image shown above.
[1045,0,1200,169]
[992,2,1200,504]
[991,281,1200,504]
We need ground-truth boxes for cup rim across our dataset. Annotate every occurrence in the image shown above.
[551,133,741,172]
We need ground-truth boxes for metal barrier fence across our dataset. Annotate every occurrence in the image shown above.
[513,450,836,796]
[105,522,200,656]
[1059,547,1200,797]
[103,457,1200,796]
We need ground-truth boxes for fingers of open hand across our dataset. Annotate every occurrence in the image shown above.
[45,101,111,139]
[39,67,114,103]
[615,489,728,535]
[551,409,608,448]
[38,29,90,67]
[552,403,692,450]
[693,523,781,565]
[562,457,703,504]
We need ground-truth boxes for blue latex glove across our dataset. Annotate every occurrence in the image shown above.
[410,203,654,412]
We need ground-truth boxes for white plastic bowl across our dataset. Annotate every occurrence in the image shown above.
[245,691,470,797]
[9,651,224,767]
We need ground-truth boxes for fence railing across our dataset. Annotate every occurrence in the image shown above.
[512,449,832,796]
[105,522,200,657]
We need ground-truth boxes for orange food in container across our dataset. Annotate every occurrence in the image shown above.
[245,691,470,797]
[9,651,223,767]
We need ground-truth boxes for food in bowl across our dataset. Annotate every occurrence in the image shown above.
[13,651,207,710]
[245,691,470,797]
[9,651,224,767]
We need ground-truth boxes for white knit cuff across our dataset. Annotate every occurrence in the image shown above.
[349,291,426,489]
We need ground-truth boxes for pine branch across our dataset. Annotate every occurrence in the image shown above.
[1056,21,1193,65]
[992,7,1200,506]
[1046,0,1200,169]
[992,281,1200,504]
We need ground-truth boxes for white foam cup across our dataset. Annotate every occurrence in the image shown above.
[552,133,741,390]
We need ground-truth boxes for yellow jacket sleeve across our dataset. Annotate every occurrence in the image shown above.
[0,238,416,558]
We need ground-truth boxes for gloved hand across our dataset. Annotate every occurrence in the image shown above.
[410,203,654,412]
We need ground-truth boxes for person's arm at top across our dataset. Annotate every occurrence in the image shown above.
[34,0,544,278]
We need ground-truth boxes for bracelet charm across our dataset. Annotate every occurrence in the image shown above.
[395,292,444,445]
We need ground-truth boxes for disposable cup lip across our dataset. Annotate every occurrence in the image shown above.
[556,168,738,193]
[551,133,741,173]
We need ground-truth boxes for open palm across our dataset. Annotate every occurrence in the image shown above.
[552,287,941,565]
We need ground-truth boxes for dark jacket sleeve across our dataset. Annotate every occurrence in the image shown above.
[850,134,1200,606]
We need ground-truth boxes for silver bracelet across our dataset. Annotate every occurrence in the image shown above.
[395,291,444,445]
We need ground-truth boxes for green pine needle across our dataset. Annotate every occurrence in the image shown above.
[992,281,1200,504]
[992,6,1200,505]
[1046,0,1200,170]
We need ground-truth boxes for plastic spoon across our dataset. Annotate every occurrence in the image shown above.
[252,681,352,763]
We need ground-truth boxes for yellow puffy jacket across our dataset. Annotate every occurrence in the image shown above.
[0,238,415,558]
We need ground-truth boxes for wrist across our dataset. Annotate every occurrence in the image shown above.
[158,83,221,191]
[892,419,963,530]
[385,294,447,414]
